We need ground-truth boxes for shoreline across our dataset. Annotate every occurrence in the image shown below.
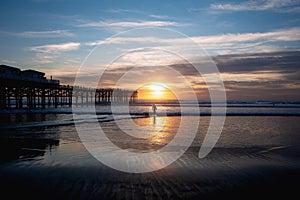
[1,108,300,116]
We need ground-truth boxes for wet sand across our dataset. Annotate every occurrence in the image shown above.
[1,139,300,199]
[0,115,300,199]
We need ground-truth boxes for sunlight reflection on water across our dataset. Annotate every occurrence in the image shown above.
[1,115,300,168]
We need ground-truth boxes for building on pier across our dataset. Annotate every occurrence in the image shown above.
[0,65,21,79]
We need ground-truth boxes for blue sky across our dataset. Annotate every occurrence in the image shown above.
[1,0,300,100]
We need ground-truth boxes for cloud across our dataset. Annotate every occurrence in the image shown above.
[191,27,300,43]
[148,14,170,19]
[30,53,58,64]
[0,59,16,64]
[77,20,183,28]
[106,48,182,67]
[104,9,140,14]
[83,27,300,55]
[84,37,159,46]
[189,51,300,100]
[165,51,300,91]
[210,0,300,12]
[29,42,80,53]
[214,51,300,73]
[223,80,300,100]
[27,42,80,65]
[162,27,300,54]
[174,51,300,78]
[17,30,74,38]
[88,27,300,45]
[170,51,300,86]
[105,9,134,13]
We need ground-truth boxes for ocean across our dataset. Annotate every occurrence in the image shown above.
[0,103,300,199]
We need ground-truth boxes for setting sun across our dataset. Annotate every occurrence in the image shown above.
[148,84,165,91]
[138,83,176,100]
[148,84,165,98]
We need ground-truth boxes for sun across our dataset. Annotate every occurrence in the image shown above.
[138,83,176,100]
[148,84,165,97]
[148,84,165,91]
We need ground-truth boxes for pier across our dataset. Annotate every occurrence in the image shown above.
[0,65,138,109]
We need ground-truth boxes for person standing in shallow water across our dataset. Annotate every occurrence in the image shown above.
[152,104,157,115]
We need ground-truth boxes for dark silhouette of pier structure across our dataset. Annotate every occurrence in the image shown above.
[0,65,138,109]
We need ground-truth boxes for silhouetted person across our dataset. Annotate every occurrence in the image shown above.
[152,104,157,115]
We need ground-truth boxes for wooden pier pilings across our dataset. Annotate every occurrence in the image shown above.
[0,72,138,109]
[0,81,138,109]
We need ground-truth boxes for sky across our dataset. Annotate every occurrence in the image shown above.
[0,0,300,100]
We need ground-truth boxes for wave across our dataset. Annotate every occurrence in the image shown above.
[1,111,300,130]
[0,115,148,130]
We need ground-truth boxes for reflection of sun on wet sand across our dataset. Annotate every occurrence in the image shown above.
[103,116,178,152]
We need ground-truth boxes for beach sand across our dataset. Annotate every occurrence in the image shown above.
[0,115,300,199]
